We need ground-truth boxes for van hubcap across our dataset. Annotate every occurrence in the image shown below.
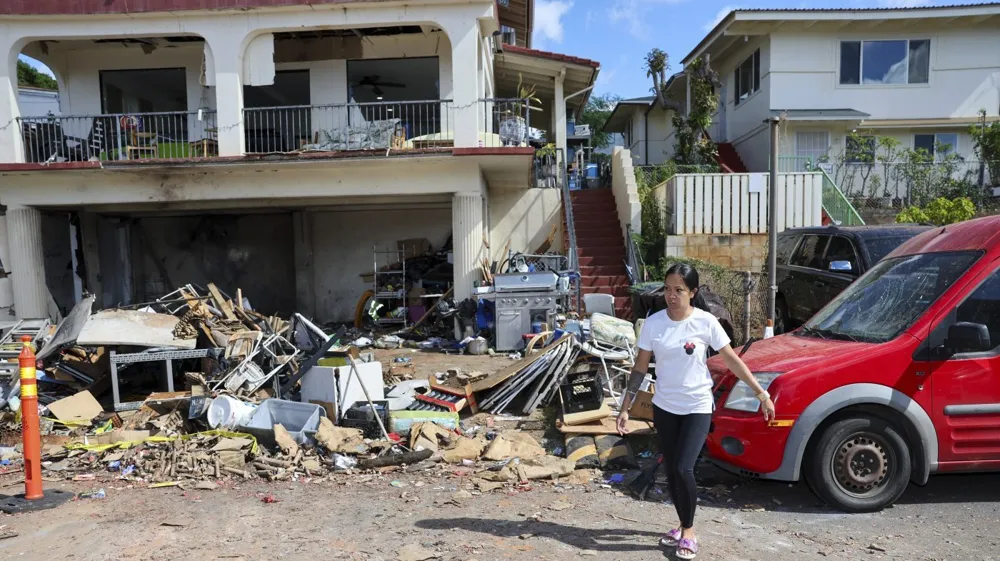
[833,433,890,494]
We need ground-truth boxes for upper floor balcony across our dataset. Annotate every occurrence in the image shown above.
[0,0,595,163]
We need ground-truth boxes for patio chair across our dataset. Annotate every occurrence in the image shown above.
[579,312,637,407]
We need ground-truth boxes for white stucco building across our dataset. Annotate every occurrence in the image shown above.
[0,0,600,322]
[607,5,1000,175]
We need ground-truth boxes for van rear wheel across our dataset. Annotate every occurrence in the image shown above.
[805,416,911,513]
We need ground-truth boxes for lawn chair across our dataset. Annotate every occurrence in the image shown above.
[579,312,637,407]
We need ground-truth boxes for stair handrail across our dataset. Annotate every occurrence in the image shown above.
[624,223,644,286]
[559,148,582,313]
[818,167,866,226]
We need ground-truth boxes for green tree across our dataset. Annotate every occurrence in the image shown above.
[17,59,57,90]
[579,93,622,150]
[670,56,720,166]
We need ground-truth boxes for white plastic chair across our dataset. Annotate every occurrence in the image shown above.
[583,293,616,317]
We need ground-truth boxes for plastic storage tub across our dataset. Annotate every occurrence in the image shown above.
[236,399,324,447]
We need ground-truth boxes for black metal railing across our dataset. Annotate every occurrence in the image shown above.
[484,98,531,148]
[18,110,218,163]
[243,100,455,154]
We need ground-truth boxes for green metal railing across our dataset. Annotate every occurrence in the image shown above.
[776,156,865,226]
[819,169,865,226]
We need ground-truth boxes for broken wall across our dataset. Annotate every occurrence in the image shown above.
[311,206,452,323]
[130,213,296,315]
[42,211,76,316]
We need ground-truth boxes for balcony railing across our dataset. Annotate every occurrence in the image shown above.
[19,110,218,163]
[244,100,455,154]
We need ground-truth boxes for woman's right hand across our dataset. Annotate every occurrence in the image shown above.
[616,411,630,435]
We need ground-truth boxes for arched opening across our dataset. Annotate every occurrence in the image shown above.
[16,35,215,163]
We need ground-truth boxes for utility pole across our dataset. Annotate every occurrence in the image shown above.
[765,117,780,338]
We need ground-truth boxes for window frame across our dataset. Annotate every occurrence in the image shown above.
[838,38,931,87]
[822,235,861,276]
[913,132,959,159]
[922,261,1000,361]
[794,131,831,165]
[789,234,831,271]
[734,48,761,107]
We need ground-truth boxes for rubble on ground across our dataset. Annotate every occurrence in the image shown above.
[0,239,678,497]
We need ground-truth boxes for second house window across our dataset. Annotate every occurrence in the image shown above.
[840,39,930,85]
[734,49,761,106]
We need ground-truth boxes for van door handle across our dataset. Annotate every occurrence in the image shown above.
[813,280,827,287]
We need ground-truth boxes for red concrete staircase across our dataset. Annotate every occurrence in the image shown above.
[716,142,748,173]
[566,188,633,319]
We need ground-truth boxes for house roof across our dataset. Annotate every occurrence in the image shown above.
[602,95,680,133]
[772,109,871,121]
[502,45,600,69]
[1,0,499,15]
[684,3,1000,64]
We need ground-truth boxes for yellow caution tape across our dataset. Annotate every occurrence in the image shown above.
[64,429,259,455]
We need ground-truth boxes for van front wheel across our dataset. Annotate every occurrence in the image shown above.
[805,416,911,513]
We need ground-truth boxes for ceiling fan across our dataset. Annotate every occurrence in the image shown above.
[353,75,406,96]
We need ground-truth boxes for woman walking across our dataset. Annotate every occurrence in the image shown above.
[617,263,775,560]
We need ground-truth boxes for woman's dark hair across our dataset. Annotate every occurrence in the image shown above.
[664,263,710,311]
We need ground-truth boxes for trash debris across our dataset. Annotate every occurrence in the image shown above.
[78,488,106,500]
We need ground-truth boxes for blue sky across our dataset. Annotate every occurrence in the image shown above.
[22,0,957,98]
[531,0,957,99]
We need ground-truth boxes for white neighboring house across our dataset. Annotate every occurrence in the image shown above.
[17,86,60,117]
[0,0,600,321]
[688,5,1000,173]
[610,4,1000,182]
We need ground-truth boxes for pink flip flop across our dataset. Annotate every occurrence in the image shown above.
[676,537,699,560]
[659,528,682,548]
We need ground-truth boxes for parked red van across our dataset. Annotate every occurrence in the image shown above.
[706,215,1000,513]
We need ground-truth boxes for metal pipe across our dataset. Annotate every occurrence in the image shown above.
[765,117,780,335]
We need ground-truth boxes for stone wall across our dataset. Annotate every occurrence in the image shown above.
[665,234,768,271]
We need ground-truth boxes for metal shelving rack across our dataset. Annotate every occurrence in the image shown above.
[373,245,408,329]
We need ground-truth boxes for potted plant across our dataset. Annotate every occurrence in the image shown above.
[499,74,541,146]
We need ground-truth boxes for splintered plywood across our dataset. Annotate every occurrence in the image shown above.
[77,310,197,349]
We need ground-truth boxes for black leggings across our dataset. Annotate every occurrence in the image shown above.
[653,405,712,529]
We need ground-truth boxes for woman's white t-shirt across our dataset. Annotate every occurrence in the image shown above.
[637,307,732,415]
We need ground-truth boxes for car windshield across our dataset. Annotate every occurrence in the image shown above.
[802,251,980,343]
[863,235,918,263]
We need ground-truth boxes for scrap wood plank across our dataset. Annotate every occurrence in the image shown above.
[471,334,573,393]
[206,283,237,321]
[555,416,654,435]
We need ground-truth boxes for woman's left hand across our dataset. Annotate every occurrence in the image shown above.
[761,398,776,422]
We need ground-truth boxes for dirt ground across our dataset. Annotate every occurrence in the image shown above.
[0,465,997,561]
[0,350,996,561]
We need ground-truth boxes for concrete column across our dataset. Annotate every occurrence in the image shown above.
[0,43,24,164]
[554,71,567,159]
[208,42,246,156]
[292,211,316,318]
[452,192,484,301]
[6,207,48,319]
[449,23,480,147]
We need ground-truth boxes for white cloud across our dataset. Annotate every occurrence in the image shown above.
[596,66,618,89]
[608,0,691,41]
[534,0,573,44]
[704,6,741,32]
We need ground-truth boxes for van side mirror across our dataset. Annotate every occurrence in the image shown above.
[946,322,992,354]
[829,260,853,273]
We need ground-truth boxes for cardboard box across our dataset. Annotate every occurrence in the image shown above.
[628,390,656,421]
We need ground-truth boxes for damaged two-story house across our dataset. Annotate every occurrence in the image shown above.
[0,0,599,323]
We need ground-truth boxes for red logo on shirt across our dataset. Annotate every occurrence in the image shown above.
[684,342,696,355]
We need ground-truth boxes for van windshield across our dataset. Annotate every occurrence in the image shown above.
[801,251,980,343]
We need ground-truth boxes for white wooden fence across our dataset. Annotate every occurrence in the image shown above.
[658,172,823,235]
